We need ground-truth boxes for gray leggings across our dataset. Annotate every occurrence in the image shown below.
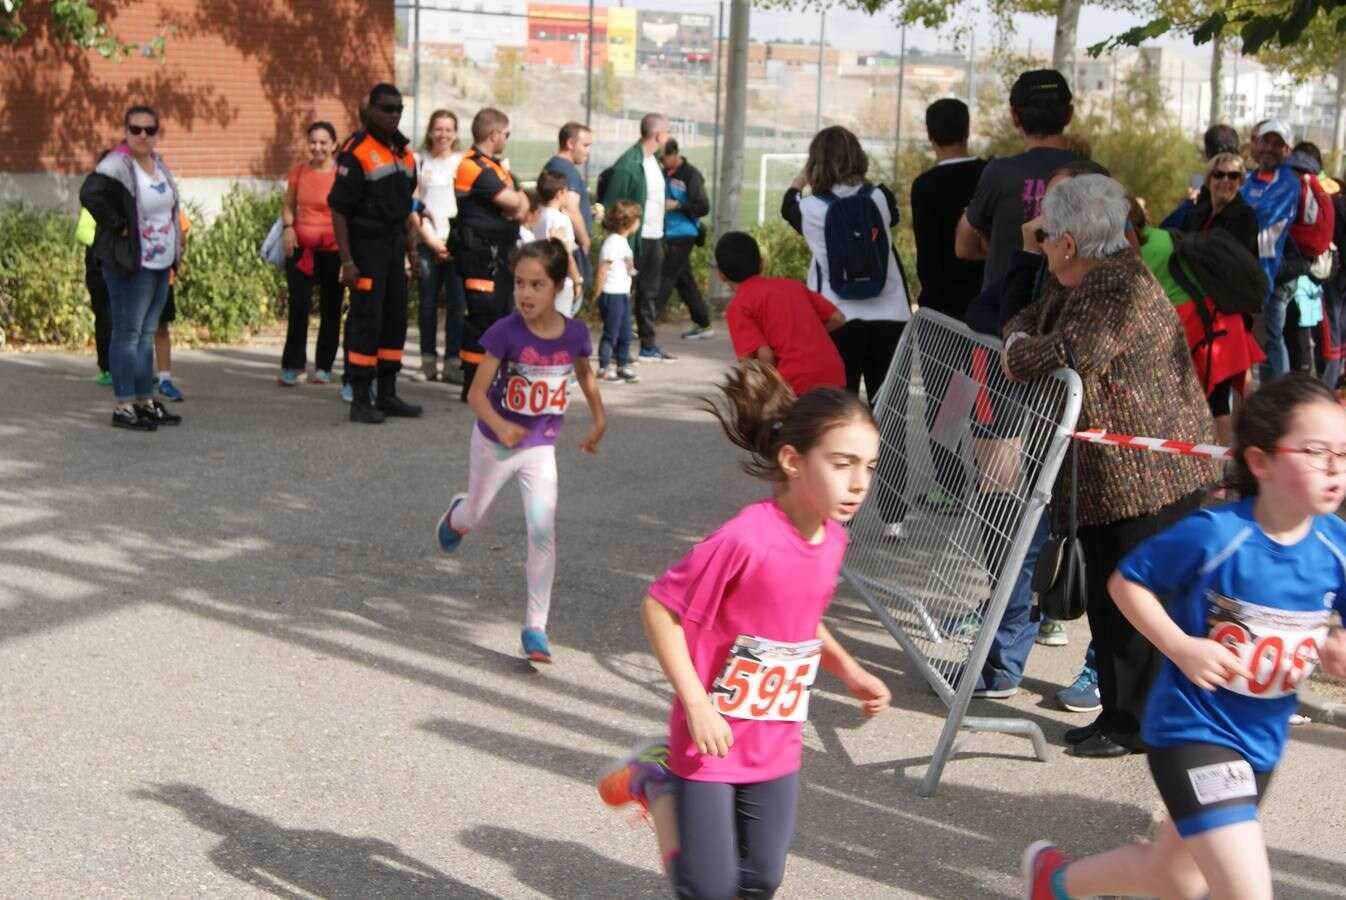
[669,771,800,900]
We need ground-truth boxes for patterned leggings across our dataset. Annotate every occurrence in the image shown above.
[450,427,559,631]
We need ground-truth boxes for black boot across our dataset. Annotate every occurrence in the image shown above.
[376,371,423,418]
[349,377,385,424]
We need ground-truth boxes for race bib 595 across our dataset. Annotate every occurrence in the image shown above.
[709,635,822,722]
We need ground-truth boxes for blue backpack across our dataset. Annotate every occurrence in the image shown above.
[816,183,890,300]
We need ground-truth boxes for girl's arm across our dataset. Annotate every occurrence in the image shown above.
[593,259,610,297]
[1108,570,1251,691]
[571,356,607,453]
[817,623,890,717]
[1320,627,1346,679]
[566,250,582,294]
[749,346,777,368]
[641,595,733,757]
[281,173,300,255]
[467,352,527,448]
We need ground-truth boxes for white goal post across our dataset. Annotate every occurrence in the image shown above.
[758,153,808,225]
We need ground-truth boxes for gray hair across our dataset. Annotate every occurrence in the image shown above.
[1041,174,1130,259]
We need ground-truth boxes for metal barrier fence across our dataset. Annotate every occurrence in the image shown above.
[841,309,1082,797]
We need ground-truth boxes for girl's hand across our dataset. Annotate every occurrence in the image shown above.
[495,422,528,448]
[844,669,891,718]
[686,697,734,758]
[579,422,604,454]
[1319,628,1346,679]
[281,226,297,257]
[1170,635,1252,691]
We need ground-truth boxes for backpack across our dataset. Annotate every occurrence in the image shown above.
[595,164,614,207]
[1290,171,1335,259]
[1165,228,1268,316]
[815,183,890,300]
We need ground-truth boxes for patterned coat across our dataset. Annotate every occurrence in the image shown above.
[1004,248,1218,528]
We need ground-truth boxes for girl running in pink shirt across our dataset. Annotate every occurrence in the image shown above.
[598,361,891,899]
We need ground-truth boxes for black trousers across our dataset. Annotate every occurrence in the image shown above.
[653,237,710,328]
[282,249,344,372]
[833,319,907,524]
[344,234,408,381]
[634,238,664,349]
[87,260,111,372]
[455,238,513,396]
[1079,490,1204,746]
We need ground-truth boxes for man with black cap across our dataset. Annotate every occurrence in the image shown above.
[955,69,1079,289]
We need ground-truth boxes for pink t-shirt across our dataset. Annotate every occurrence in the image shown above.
[649,498,847,783]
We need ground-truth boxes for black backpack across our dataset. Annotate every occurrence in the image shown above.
[1165,228,1267,316]
[596,165,615,207]
[815,183,890,300]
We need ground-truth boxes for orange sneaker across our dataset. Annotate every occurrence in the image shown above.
[597,739,671,813]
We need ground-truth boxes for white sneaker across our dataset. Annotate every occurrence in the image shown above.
[882,522,905,541]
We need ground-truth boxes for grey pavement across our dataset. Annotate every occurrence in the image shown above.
[2,331,1345,899]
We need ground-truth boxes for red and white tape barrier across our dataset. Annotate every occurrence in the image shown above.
[1071,429,1233,460]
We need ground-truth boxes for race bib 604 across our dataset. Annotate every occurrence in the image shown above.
[709,635,823,722]
[502,366,570,417]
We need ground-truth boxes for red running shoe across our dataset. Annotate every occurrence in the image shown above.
[1022,840,1072,900]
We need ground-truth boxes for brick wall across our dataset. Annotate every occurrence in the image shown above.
[0,0,394,178]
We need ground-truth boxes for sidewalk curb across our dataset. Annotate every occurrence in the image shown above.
[1298,690,1346,727]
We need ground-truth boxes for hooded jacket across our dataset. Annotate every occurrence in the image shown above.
[79,145,183,280]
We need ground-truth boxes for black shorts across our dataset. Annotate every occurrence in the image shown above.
[1147,742,1272,838]
[159,285,177,324]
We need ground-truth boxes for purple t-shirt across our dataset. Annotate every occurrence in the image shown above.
[477,311,592,449]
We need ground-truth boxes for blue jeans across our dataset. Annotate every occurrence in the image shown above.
[105,266,171,403]
[1261,279,1295,379]
[980,517,1050,688]
[417,244,465,361]
[597,292,633,368]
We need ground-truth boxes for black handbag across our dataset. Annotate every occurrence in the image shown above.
[1032,345,1088,621]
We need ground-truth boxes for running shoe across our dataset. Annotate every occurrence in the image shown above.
[881,522,905,542]
[1036,619,1069,647]
[442,365,465,386]
[972,672,1019,699]
[135,399,182,426]
[1056,666,1101,713]
[96,370,112,386]
[277,369,302,386]
[919,488,961,512]
[599,366,622,383]
[310,369,332,385]
[680,324,715,340]
[436,493,468,552]
[111,406,156,431]
[341,382,354,403]
[638,346,677,363]
[939,610,984,641]
[522,628,552,663]
[156,379,184,402]
[617,365,640,383]
[1022,841,1072,900]
[597,739,672,814]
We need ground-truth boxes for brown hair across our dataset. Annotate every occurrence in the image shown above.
[703,361,876,481]
[471,107,509,144]
[537,168,569,204]
[1232,373,1340,496]
[421,109,460,153]
[511,238,570,288]
[804,126,868,195]
[1048,159,1111,183]
[558,121,589,150]
[604,199,642,233]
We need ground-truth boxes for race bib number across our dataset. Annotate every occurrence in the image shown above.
[1188,759,1258,806]
[709,635,822,722]
[502,369,570,416]
[1205,591,1330,699]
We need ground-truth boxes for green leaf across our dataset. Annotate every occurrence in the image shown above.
[1242,14,1285,54]
[1280,0,1322,46]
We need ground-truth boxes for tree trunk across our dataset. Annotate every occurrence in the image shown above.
[710,0,750,310]
[1333,45,1346,176]
[1209,31,1224,126]
[1052,0,1082,74]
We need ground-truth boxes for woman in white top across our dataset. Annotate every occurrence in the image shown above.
[79,105,184,431]
[414,109,467,384]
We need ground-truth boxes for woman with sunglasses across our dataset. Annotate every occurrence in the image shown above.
[80,105,184,431]
[1183,152,1258,258]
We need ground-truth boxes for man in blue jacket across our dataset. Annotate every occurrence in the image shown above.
[1241,119,1301,377]
[652,138,714,340]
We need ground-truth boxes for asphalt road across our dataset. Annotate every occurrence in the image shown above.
[2,330,1344,899]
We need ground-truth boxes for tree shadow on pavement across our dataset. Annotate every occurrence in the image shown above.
[460,825,656,900]
[133,782,496,899]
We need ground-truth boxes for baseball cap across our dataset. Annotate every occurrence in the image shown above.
[1010,69,1073,108]
[1255,119,1293,145]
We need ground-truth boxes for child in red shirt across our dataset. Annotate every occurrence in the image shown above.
[718,231,847,395]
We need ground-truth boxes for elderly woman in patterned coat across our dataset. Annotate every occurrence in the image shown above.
[1001,174,1218,759]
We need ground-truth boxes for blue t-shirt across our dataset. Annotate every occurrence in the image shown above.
[1119,498,1346,771]
[478,311,592,450]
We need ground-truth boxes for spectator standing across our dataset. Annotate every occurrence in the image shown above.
[532,168,584,315]
[600,113,677,362]
[76,198,112,384]
[328,83,423,424]
[910,98,986,320]
[79,105,184,430]
[653,138,714,340]
[593,200,643,383]
[277,121,343,387]
[956,69,1080,288]
[1160,123,1242,229]
[1241,119,1301,378]
[414,109,467,385]
[1181,152,1258,257]
[542,122,595,284]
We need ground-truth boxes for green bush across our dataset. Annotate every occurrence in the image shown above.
[0,204,90,344]
[175,186,285,342]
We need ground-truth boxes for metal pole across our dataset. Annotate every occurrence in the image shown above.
[585,0,595,131]
[967,28,976,107]
[411,0,420,144]
[712,0,724,217]
[711,0,750,309]
[895,25,906,147]
[815,8,825,133]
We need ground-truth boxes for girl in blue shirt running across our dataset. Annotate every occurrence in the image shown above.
[1024,372,1346,900]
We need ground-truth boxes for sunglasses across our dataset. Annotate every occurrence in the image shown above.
[127,125,159,136]
[1033,228,1050,245]
[376,103,404,114]
[1210,170,1243,181]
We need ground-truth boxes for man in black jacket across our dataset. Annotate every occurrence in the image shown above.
[653,139,715,340]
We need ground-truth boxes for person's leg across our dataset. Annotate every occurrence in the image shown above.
[634,239,663,351]
[864,321,908,527]
[735,771,800,899]
[281,253,315,372]
[861,319,902,404]
[450,428,524,534]
[345,237,387,418]
[597,293,616,369]
[376,237,418,414]
[314,251,344,374]
[137,271,171,402]
[650,238,683,321]
[88,262,112,375]
[443,259,466,364]
[1261,279,1294,378]
[830,320,866,396]
[617,293,635,367]
[514,445,559,633]
[105,268,153,405]
[416,244,440,368]
[1056,817,1208,899]
[669,779,738,900]
[672,240,711,328]
[979,518,1050,689]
